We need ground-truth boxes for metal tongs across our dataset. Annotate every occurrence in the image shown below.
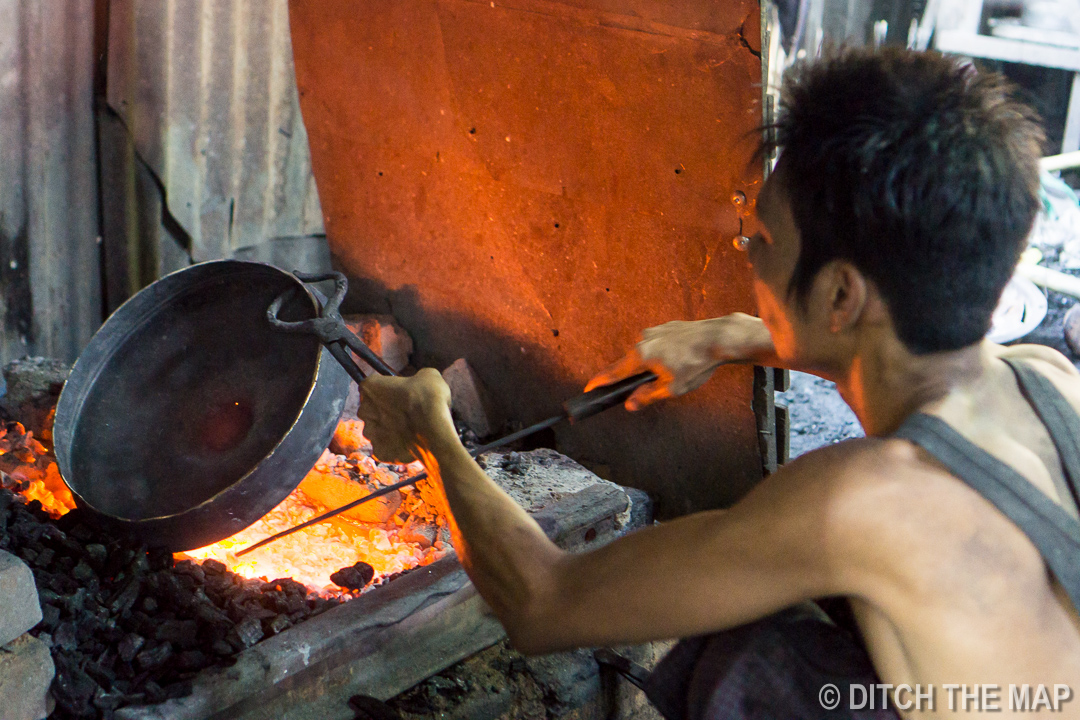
[236,272,655,556]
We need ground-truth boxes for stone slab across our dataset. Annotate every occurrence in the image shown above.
[117,473,641,720]
[0,550,42,647]
[0,633,55,720]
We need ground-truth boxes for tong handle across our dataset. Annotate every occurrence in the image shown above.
[267,272,398,379]
[562,371,658,423]
[292,271,348,317]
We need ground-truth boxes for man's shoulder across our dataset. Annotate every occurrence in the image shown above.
[776,437,966,546]
[779,435,927,495]
[774,437,1022,602]
[997,342,1080,378]
[764,437,944,551]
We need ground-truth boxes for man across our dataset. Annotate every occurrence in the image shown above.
[357,48,1080,718]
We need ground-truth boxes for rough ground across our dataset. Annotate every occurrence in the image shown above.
[774,286,1080,460]
[776,372,864,459]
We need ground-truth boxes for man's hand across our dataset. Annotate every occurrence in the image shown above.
[357,368,455,464]
[585,313,776,410]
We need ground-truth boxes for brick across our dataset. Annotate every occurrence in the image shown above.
[339,315,415,422]
[342,315,413,376]
[0,633,55,720]
[0,551,42,647]
[442,358,500,438]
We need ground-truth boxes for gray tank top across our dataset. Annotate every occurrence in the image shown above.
[893,357,1080,613]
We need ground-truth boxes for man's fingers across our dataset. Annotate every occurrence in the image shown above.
[585,351,646,392]
[625,381,673,411]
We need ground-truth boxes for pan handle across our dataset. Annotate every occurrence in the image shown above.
[291,271,348,317]
[266,272,398,380]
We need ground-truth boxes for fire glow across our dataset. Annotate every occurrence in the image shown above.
[2,417,448,597]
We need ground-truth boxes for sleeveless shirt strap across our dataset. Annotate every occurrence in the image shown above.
[1000,357,1080,514]
[894,412,1080,612]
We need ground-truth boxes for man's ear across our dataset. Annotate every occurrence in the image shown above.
[824,261,869,333]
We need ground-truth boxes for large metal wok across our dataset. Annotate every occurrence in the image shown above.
[52,260,352,551]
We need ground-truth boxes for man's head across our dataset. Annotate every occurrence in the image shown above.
[754,48,1044,357]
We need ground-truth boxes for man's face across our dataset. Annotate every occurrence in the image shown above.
[745,171,807,364]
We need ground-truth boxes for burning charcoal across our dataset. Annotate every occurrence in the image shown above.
[72,559,95,582]
[97,622,126,645]
[54,620,79,651]
[141,596,158,614]
[93,687,123,712]
[144,680,167,704]
[165,679,194,700]
[399,517,438,548]
[84,542,107,567]
[63,587,89,615]
[211,639,234,657]
[31,546,54,568]
[270,577,308,596]
[174,558,206,583]
[24,499,48,521]
[194,599,231,631]
[108,578,141,615]
[118,633,145,663]
[154,619,196,645]
[284,594,307,614]
[136,641,173,671]
[147,544,174,571]
[40,602,60,629]
[331,561,375,591]
[104,546,135,578]
[126,549,150,576]
[229,615,264,650]
[86,659,117,688]
[52,654,101,718]
[202,558,227,575]
[229,599,275,624]
[265,614,291,636]
[69,522,94,542]
[175,649,209,673]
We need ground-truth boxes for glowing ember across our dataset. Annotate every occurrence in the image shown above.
[181,441,448,596]
[0,421,76,518]
[5,415,448,598]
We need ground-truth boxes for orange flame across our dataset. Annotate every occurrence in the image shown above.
[1,421,77,517]
[7,417,447,597]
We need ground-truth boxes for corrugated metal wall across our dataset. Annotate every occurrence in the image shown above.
[0,0,101,365]
[0,0,329,364]
[101,0,328,312]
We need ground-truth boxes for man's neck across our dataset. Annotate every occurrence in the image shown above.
[831,337,992,437]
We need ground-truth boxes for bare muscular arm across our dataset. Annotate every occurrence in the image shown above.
[358,369,861,654]
[585,313,783,410]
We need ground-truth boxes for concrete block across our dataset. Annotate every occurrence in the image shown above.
[0,633,55,720]
[442,359,500,438]
[0,551,42,647]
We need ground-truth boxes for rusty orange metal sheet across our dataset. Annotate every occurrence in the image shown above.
[291,0,764,514]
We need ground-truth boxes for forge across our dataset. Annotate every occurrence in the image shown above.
[0,1,770,718]
[1,389,652,719]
